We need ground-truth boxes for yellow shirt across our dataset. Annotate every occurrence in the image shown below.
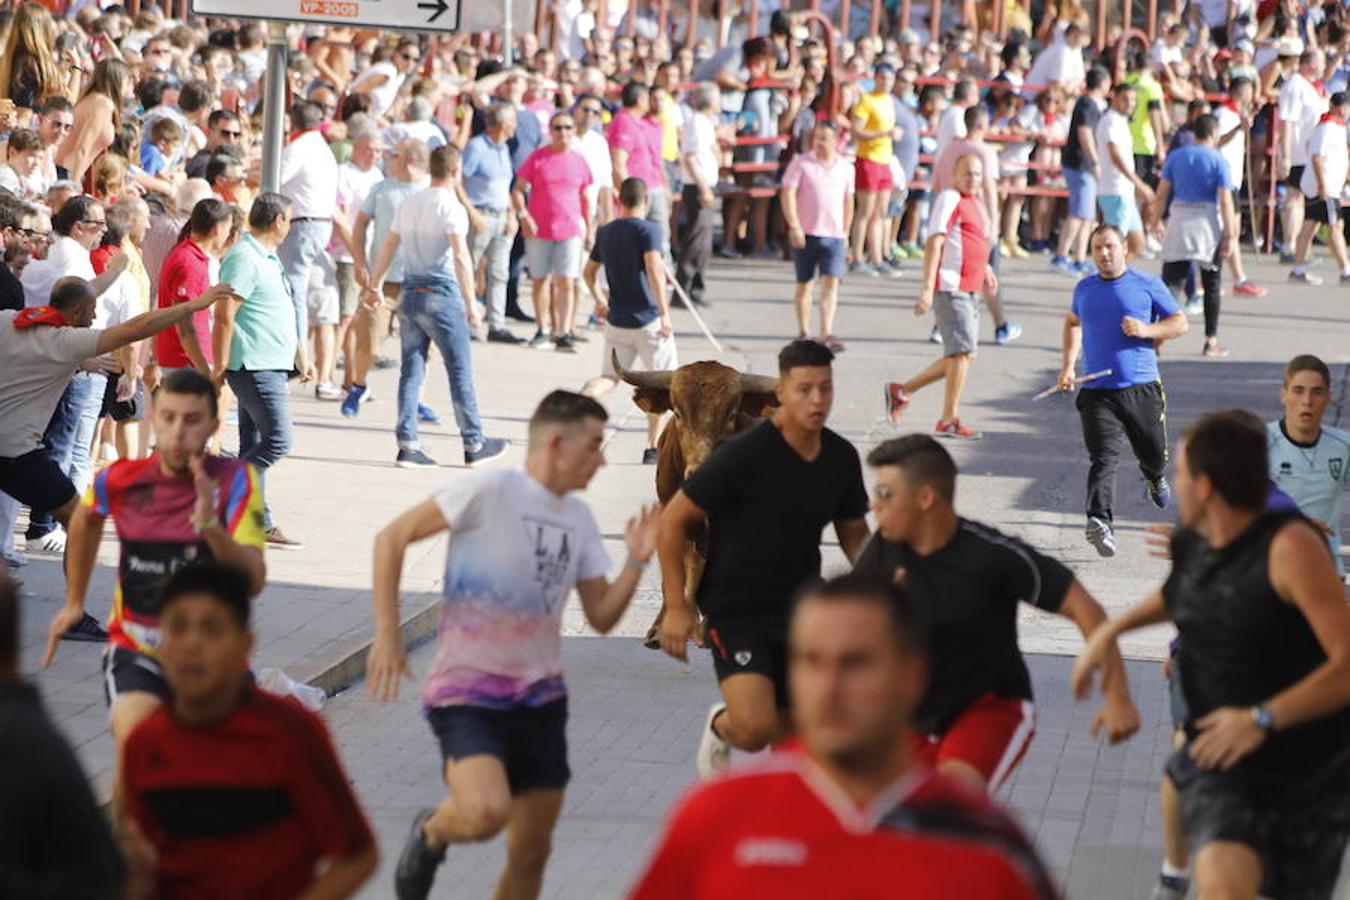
[852,91,895,164]
[660,94,680,163]
[1124,72,1164,156]
[123,242,151,315]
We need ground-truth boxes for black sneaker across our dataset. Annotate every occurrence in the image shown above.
[465,437,508,468]
[554,334,577,353]
[394,809,446,900]
[486,327,525,345]
[642,447,659,465]
[505,305,535,324]
[62,612,108,643]
[265,527,304,551]
[396,448,439,469]
[569,330,590,343]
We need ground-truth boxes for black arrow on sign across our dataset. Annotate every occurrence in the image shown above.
[418,0,448,22]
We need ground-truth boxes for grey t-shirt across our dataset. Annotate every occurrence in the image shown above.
[0,311,101,457]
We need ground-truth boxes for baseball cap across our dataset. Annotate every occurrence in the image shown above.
[1277,35,1305,58]
[1235,38,1255,55]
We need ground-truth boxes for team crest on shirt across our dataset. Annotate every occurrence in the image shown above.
[1332,458,1344,480]
[735,650,752,666]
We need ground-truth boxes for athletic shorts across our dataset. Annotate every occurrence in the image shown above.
[1304,195,1341,226]
[1064,167,1098,221]
[1166,750,1350,899]
[934,290,979,357]
[1098,193,1143,235]
[336,261,361,318]
[0,449,76,512]
[427,698,570,794]
[525,236,582,279]
[601,320,678,379]
[705,613,789,709]
[103,646,170,706]
[855,157,895,192]
[793,235,846,282]
[100,375,145,422]
[909,694,1037,791]
[1287,165,1306,191]
[1166,645,1189,728]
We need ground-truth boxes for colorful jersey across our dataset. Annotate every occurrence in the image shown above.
[929,189,991,293]
[1267,420,1350,575]
[86,455,265,657]
[630,753,1056,899]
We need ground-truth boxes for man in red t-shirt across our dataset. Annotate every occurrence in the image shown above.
[120,561,377,900]
[630,574,1057,899]
[154,198,235,376]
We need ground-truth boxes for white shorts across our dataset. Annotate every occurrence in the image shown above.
[601,319,678,379]
[306,254,339,326]
[525,236,583,280]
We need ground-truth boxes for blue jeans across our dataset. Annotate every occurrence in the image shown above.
[225,369,293,531]
[278,218,333,345]
[26,371,105,538]
[397,273,484,452]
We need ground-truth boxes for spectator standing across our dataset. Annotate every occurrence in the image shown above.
[184,109,243,179]
[1213,76,1267,297]
[573,94,615,229]
[781,122,853,349]
[365,145,507,470]
[608,81,669,259]
[463,104,526,345]
[1122,50,1169,192]
[933,77,977,158]
[1288,91,1350,285]
[155,198,235,378]
[1277,49,1328,262]
[513,112,594,352]
[331,130,384,393]
[1053,66,1110,275]
[348,38,421,121]
[675,82,720,308]
[1096,83,1156,258]
[0,3,80,113]
[35,96,75,185]
[211,193,306,551]
[849,62,901,276]
[55,57,134,187]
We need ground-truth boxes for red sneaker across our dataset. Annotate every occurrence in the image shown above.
[1232,281,1267,297]
[884,383,910,424]
[935,418,980,439]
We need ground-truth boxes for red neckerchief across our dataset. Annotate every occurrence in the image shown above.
[13,306,70,329]
[1221,99,1240,113]
[1314,79,1328,98]
[1044,110,1058,126]
[1319,112,1346,125]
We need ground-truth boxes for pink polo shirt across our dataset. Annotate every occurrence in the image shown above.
[516,146,593,241]
[781,152,853,240]
[607,108,664,191]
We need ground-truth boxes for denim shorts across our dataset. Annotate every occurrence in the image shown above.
[1098,193,1142,235]
[792,235,846,282]
[1064,167,1098,221]
[427,698,570,794]
[525,236,582,279]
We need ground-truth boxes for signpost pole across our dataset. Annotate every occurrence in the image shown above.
[504,0,513,64]
[260,21,289,194]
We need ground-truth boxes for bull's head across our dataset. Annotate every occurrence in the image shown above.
[615,352,779,476]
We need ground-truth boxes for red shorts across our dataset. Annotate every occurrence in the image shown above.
[855,157,895,192]
[908,694,1036,791]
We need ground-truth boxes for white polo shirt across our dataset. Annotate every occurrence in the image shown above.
[279,129,339,219]
[21,235,95,311]
[1279,73,1327,167]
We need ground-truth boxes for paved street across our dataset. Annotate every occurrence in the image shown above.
[11,245,1349,896]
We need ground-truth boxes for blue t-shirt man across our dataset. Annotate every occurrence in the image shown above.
[1071,268,1180,390]
[1161,144,1234,202]
[588,217,661,329]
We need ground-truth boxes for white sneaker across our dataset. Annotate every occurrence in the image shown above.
[695,702,731,779]
[315,383,343,401]
[27,527,66,554]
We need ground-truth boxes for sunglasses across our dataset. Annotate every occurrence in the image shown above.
[400,53,420,62]
[81,218,107,227]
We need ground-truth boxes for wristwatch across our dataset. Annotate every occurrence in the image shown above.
[1250,704,1276,733]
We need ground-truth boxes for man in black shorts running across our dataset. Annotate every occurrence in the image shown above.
[657,339,870,777]
[854,435,1139,792]
[1076,410,1350,900]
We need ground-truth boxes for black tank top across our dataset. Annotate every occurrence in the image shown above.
[1165,510,1350,775]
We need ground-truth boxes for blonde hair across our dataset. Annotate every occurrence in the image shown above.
[91,152,128,201]
[0,3,62,108]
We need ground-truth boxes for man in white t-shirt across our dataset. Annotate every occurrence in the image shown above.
[1096,83,1155,258]
[1278,48,1328,261]
[1289,91,1350,285]
[367,390,659,900]
[1025,22,1088,95]
[330,130,384,397]
[363,145,507,470]
[572,95,614,228]
[933,78,977,158]
[1213,76,1267,296]
[675,82,721,308]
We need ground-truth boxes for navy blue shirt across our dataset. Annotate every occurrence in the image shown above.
[1162,144,1234,202]
[589,217,660,328]
[1071,268,1179,390]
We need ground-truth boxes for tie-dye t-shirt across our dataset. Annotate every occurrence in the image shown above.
[422,468,610,710]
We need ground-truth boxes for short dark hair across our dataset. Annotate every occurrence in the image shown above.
[52,195,100,237]
[428,144,460,180]
[778,338,834,375]
[952,77,977,104]
[620,80,649,108]
[205,153,241,186]
[1085,65,1110,91]
[102,204,132,247]
[188,197,233,238]
[40,95,73,117]
[1089,222,1124,245]
[161,561,252,629]
[207,108,240,130]
[148,116,183,145]
[793,573,925,656]
[50,276,93,311]
[0,572,17,673]
[1182,410,1268,512]
[963,104,988,131]
[1192,113,1218,141]
[135,76,169,111]
[867,435,957,504]
[1229,75,1254,94]
[1112,81,1136,98]
[1333,91,1350,110]
[247,192,291,231]
[618,176,647,209]
[6,128,42,153]
[157,367,219,418]
[289,100,324,132]
[1284,353,1331,387]
[529,390,608,436]
[178,79,212,114]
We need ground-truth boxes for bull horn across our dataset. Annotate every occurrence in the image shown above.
[613,350,675,390]
[739,372,779,394]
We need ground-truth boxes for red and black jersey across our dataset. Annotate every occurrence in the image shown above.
[122,686,374,900]
[630,753,1056,900]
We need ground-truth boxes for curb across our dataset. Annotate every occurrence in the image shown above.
[302,600,442,699]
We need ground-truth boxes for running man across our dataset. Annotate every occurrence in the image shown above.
[885,152,996,439]
[1075,410,1350,900]
[1287,91,1350,286]
[42,369,266,753]
[366,391,660,900]
[631,574,1058,899]
[1059,224,1188,556]
[657,339,870,777]
[854,435,1139,793]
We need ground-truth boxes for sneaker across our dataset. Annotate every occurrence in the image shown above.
[1149,874,1190,900]
[696,702,732,779]
[1029,238,1052,254]
[927,326,943,344]
[1341,272,1350,284]
[528,331,555,350]
[340,384,368,418]
[866,262,883,277]
[62,612,108,643]
[1202,338,1230,359]
[891,242,911,259]
[642,447,659,465]
[1007,241,1030,258]
[1279,250,1297,265]
[1050,255,1076,275]
[994,322,1023,346]
[884,383,910,424]
[569,330,590,343]
[2,548,27,568]
[1145,235,1163,255]
[1145,475,1172,510]
[265,527,304,551]
[554,333,577,353]
[1182,298,1204,317]
[315,383,343,401]
[714,245,741,260]
[1232,280,1267,297]
[1288,270,1323,286]
[1085,516,1116,558]
[396,448,439,469]
[394,809,446,900]
[935,418,980,439]
[417,404,440,425]
[27,528,66,554]
[374,354,398,369]
[505,306,536,324]
[486,327,525,345]
[822,335,846,353]
[882,259,905,277]
[465,437,508,468]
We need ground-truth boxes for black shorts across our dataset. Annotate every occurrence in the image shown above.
[1166,750,1350,899]
[427,698,570,794]
[705,613,789,708]
[1166,646,1188,728]
[102,646,171,705]
[1287,165,1306,191]
[100,375,145,422]
[1304,196,1341,225]
[0,449,76,512]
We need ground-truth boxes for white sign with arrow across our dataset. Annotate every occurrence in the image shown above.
[190,0,461,33]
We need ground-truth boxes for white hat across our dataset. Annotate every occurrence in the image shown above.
[1277,35,1305,58]
[1235,39,1255,55]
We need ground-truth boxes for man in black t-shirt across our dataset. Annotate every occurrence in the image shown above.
[657,340,870,778]
[582,177,676,463]
[1052,66,1111,275]
[855,435,1139,793]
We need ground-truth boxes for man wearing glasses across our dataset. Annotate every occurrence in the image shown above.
[186,109,243,180]
[462,103,525,345]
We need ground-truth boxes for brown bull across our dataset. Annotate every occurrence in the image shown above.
[614,353,778,647]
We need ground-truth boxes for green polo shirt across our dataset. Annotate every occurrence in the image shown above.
[220,233,296,371]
